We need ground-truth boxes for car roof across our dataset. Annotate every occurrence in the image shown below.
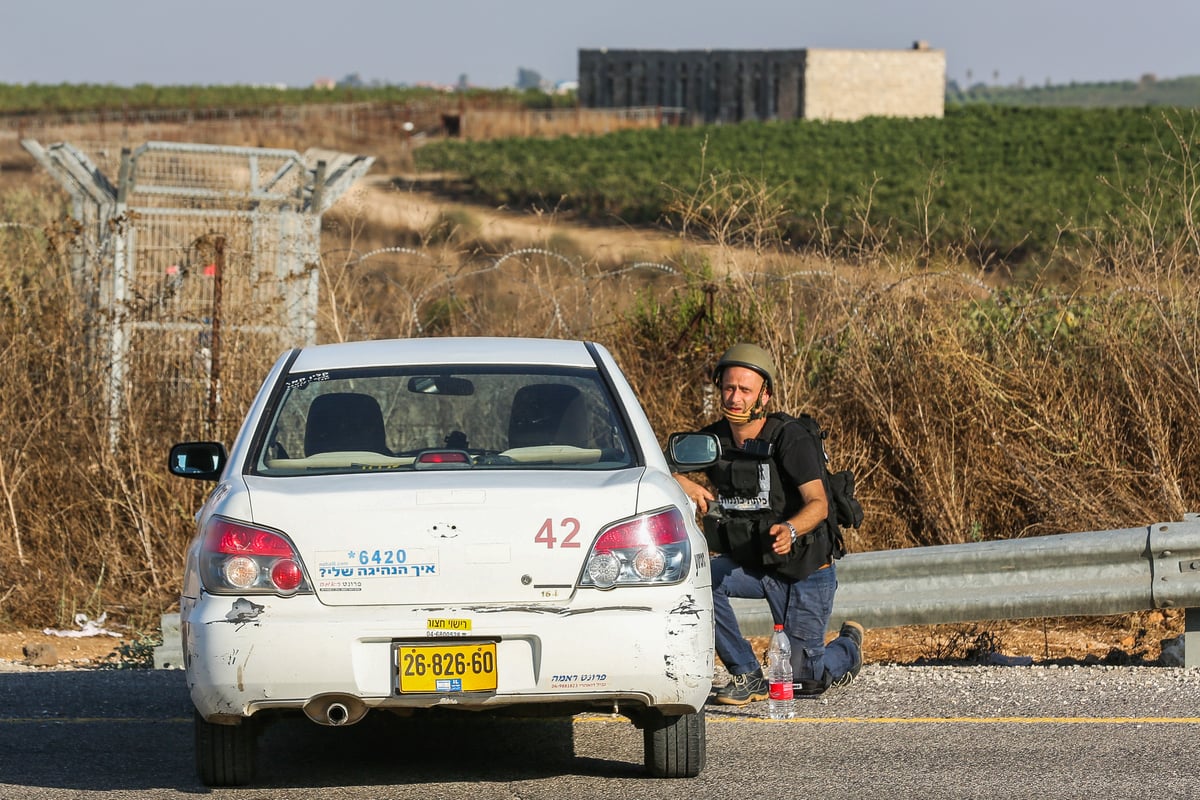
[287,337,598,372]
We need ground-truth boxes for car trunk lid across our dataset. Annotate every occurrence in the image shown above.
[243,469,644,606]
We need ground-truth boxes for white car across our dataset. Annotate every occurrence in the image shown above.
[169,337,714,786]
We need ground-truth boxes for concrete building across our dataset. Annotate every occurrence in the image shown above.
[577,43,945,123]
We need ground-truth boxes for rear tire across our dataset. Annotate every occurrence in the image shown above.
[642,708,706,778]
[194,711,257,787]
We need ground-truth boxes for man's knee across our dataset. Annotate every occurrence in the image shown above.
[711,558,766,599]
[710,555,736,583]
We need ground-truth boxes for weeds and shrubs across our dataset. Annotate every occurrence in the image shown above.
[915,624,1006,664]
[1,117,1200,633]
[100,630,164,670]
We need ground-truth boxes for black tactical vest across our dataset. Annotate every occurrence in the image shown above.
[702,416,835,581]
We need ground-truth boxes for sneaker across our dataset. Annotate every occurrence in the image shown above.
[827,621,864,689]
[712,669,769,705]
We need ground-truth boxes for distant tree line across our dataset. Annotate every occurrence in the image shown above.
[1,73,1196,116]
[946,74,1200,108]
[0,83,575,114]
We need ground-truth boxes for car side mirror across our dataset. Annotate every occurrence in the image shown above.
[169,441,228,481]
[666,432,720,472]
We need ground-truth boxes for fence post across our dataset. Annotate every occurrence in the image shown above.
[206,236,225,435]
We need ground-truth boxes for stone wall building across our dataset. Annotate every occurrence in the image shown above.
[577,43,945,123]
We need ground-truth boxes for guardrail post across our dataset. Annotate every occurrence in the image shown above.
[153,613,183,670]
[1186,608,1200,668]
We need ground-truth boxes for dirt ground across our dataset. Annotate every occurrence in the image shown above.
[760,609,1184,668]
[0,609,1183,669]
[0,629,131,668]
[358,175,686,265]
[340,174,840,281]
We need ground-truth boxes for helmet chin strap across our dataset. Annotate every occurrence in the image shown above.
[721,389,768,424]
[722,406,752,424]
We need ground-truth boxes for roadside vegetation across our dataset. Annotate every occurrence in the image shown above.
[0,102,1198,644]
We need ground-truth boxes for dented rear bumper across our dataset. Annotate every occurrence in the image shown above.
[182,587,714,722]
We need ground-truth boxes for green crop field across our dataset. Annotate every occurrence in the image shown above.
[415,105,1200,273]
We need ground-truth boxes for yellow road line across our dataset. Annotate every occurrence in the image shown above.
[577,714,1200,725]
[720,716,1200,724]
[10,714,1199,726]
[1,717,191,724]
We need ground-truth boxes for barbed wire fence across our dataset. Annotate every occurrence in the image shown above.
[5,213,1005,433]
[20,138,375,448]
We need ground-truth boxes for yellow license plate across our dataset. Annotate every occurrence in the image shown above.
[396,641,497,693]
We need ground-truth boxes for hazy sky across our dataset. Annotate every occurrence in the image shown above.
[3,0,1197,90]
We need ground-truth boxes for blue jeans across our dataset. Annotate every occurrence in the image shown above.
[711,555,857,685]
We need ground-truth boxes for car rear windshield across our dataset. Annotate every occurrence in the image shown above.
[249,365,637,476]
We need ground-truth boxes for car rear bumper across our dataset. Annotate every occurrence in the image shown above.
[182,589,713,722]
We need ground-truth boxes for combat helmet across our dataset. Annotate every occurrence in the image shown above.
[712,343,778,392]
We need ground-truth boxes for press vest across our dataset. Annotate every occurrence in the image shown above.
[702,414,835,580]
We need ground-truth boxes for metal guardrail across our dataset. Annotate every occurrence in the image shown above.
[154,515,1200,668]
[733,514,1200,665]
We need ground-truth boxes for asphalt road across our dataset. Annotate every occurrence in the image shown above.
[1,665,1197,799]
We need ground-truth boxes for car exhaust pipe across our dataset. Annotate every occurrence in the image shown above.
[326,702,350,725]
[303,695,367,727]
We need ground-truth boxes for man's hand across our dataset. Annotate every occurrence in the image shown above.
[673,473,714,514]
[769,522,795,555]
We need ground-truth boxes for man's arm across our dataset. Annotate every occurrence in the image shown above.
[768,478,828,555]
[673,472,714,514]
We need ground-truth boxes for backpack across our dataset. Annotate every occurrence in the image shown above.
[761,412,863,558]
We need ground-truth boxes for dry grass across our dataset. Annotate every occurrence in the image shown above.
[1,117,1199,640]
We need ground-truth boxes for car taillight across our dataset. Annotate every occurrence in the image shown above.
[200,517,311,596]
[414,450,471,469]
[579,507,692,590]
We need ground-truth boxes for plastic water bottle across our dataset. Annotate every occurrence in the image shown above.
[766,623,795,719]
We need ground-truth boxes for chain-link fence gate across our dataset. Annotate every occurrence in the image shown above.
[23,139,374,447]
